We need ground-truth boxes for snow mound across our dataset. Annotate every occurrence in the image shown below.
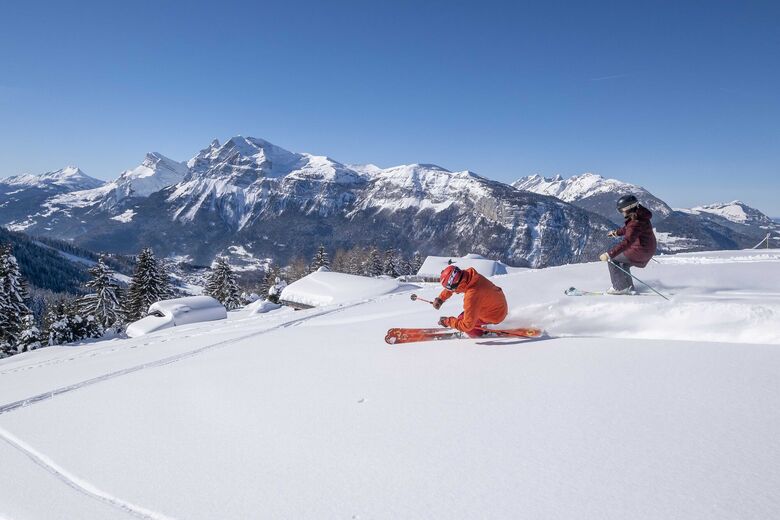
[280,270,407,307]
[245,299,282,315]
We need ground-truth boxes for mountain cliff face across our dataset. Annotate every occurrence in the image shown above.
[0,137,614,268]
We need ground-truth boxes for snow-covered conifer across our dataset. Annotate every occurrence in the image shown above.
[78,256,123,330]
[310,245,330,271]
[366,248,383,277]
[412,252,424,274]
[383,249,399,278]
[400,256,414,276]
[46,301,102,346]
[346,248,365,276]
[125,248,172,322]
[46,301,74,346]
[0,244,32,352]
[17,314,43,352]
[205,256,243,310]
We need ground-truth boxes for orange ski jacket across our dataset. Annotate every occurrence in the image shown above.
[438,268,508,333]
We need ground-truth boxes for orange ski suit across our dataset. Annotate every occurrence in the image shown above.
[438,268,508,335]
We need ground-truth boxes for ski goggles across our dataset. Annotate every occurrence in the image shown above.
[445,269,462,290]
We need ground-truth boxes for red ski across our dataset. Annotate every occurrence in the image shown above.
[385,327,543,345]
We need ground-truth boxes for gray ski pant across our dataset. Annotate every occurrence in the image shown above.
[608,253,638,291]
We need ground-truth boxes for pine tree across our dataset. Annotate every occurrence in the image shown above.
[0,244,32,353]
[0,288,13,358]
[46,301,102,346]
[366,248,383,277]
[400,256,414,276]
[17,314,43,352]
[346,247,365,276]
[383,249,399,277]
[310,245,330,272]
[412,252,424,275]
[46,301,74,346]
[205,256,243,310]
[78,256,123,330]
[125,248,172,322]
[259,266,274,299]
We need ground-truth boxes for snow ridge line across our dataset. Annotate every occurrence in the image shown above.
[0,302,363,417]
[0,425,174,520]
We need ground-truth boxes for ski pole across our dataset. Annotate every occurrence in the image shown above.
[410,294,435,304]
[608,260,669,301]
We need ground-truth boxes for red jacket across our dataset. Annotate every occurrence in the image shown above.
[609,205,657,267]
[438,268,508,332]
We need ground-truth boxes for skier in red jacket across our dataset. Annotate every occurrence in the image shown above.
[600,194,657,294]
[431,265,508,337]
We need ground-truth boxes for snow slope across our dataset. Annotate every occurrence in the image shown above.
[1,250,780,519]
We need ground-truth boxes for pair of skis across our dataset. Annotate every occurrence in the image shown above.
[385,326,543,345]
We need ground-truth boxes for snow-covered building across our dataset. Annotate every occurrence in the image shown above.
[416,253,518,281]
[280,270,403,309]
[126,296,227,338]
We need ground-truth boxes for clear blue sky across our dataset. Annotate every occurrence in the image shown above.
[1,0,778,214]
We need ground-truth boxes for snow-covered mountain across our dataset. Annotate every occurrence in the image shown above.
[513,173,779,253]
[683,200,775,226]
[0,137,614,268]
[0,167,106,229]
[43,152,189,212]
[2,249,779,519]
[0,166,104,192]
[513,172,673,224]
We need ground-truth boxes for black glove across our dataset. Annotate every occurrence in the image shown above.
[432,297,444,310]
[438,316,449,327]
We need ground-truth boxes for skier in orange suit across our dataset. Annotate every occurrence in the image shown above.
[432,265,508,338]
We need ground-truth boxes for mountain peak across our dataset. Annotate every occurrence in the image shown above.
[1,166,104,191]
[689,200,772,225]
[111,153,189,200]
[188,136,303,179]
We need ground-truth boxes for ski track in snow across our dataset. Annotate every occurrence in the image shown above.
[0,299,386,519]
[0,426,173,520]
[0,299,370,416]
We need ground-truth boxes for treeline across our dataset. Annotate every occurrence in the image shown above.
[1,242,249,359]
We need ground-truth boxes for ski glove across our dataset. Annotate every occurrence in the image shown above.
[438,316,450,327]
[599,253,610,262]
[432,297,444,310]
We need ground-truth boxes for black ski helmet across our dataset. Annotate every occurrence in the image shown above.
[616,194,639,212]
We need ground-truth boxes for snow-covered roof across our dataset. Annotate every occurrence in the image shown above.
[417,254,510,278]
[280,270,402,307]
[148,295,225,316]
